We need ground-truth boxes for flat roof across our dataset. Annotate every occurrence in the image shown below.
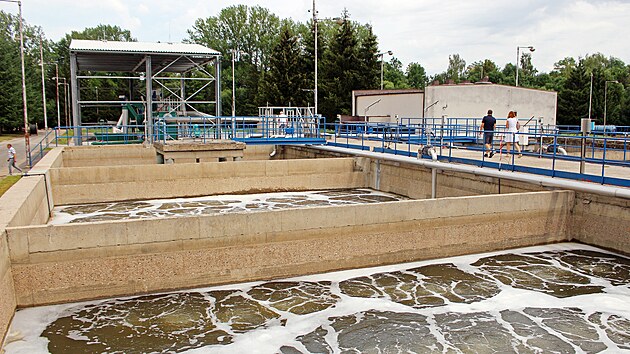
[70,39,221,73]
[354,89,424,97]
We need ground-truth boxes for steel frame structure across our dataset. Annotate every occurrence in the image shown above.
[69,40,221,144]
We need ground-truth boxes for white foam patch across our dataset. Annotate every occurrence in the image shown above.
[49,189,404,225]
[4,242,630,354]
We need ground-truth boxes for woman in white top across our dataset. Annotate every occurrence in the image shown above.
[505,111,522,157]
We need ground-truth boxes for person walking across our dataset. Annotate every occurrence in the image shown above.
[505,111,523,158]
[7,144,23,175]
[480,109,497,158]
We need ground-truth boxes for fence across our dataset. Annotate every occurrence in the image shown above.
[326,119,630,187]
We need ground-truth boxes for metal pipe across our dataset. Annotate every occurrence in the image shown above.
[313,145,630,199]
[431,168,437,198]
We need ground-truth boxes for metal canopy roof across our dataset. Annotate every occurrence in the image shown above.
[70,39,221,73]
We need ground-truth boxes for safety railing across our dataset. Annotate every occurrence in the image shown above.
[325,120,630,187]
[46,115,328,147]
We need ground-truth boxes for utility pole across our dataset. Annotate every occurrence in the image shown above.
[39,37,48,131]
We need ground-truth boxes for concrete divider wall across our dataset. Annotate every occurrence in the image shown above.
[7,190,572,307]
[61,145,156,167]
[0,231,15,350]
[51,158,367,205]
[570,192,630,253]
[284,146,542,198]
[243,145,275,160]
[0,148,63,347]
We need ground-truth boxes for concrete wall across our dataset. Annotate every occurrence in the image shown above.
[0,148,63,348]
[61,144,279,167]
[282,146,543,199]
[50,158,367,205]
[424,84,557,125]
[355,92,424,122]
[61,145,157,167]
[570,192,630,253]
[243,144,275,161]
[7,191,572,307]
[0,230,14,350]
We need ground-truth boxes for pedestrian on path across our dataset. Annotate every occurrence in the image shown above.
[7,143,23,175]
[504,111,523,158]
[480,109,497,158]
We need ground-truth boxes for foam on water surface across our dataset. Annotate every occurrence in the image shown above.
[49,188,407,225]
[5,243,630,353]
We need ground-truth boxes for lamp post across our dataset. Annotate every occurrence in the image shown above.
[230,49,242,118]
[95,86,99,117]
[56,79,69,127]
[52,63,60,128]
[515,45,534,87]
[1,0,29,164]
[378,51,393,90]
[312,0,319,116]
[38,37,49,132]
[604,80,619,135]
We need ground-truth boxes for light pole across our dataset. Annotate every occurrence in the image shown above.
[52,63,60,128]
[38,37,48,132]
[604,80,619,135]
[588,72,593,122]
[56,79,69,127]
[378,51,393,90]
[515,45,534,87]
[95,86,99,117]
[312,0,318,116]
[230,50,239,117]
[1,0,29,164]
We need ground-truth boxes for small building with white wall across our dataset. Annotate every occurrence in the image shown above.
[352,83,557,125]
[352,89,424,123]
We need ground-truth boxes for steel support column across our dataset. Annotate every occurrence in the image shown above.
[70,52,81,145]
[145,55,153,143]
[215,57,221,117]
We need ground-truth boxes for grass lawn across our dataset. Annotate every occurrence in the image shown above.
[0,175,21,197]
[0,134,23,143]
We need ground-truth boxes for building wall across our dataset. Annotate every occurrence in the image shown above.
[424,84,557,125]
[354,93,424,123]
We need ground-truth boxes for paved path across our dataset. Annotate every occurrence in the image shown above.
[330,137,630,184]
[0,130,51,177]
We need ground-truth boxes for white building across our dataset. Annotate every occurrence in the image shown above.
[352,83,558,125]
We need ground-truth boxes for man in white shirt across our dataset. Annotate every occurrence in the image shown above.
[7,144,23,175]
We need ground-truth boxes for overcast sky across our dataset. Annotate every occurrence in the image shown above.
[4,0,630,75]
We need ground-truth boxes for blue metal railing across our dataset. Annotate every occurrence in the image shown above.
[324,119,630,187]
[47,115,328,147]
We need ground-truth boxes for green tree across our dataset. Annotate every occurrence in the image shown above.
[298,21,322,109]
[320,9,361,121]
[357,25,379,90]
[406,62,427,89]
[446,54,466,83]
[558,61,589,125]
[188,5,282,115]
[0,11,50,132]
[464,59,498,83]
[383,57,408,89]
[50,25,136,123]
[259,25,306,107]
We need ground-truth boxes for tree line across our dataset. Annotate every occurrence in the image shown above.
[0,5,629,133]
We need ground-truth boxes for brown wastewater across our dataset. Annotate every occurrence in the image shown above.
[5,190,630,353]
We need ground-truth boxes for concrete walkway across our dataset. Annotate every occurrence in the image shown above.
[329,137,630,184]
